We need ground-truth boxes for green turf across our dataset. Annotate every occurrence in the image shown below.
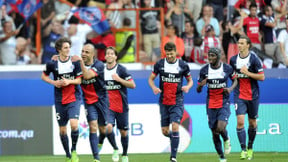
[0,152,287,162]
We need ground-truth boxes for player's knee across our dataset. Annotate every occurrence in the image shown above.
[106,124,113,133]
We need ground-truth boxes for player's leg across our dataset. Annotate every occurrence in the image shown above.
[55,103,71,160]
[169,103,184,162]
[207,108,225,161]
[86,103,100,161]
[107,109,119,162]
[68,101,81,162]
[117,112,129,162]
[218,104,231,155]
[247,99,259,160]
[235,99,248,159]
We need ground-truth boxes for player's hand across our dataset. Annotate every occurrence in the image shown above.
[71,55,81,62]
[51,55,58,61]
[199,78,208,87]
[240,65,249,75]
[112,73,121,82]
[61,77,70,86]
[223,88,231,94]
[181,86,190,93]
[54,80,63,88]
[152,87,161,95]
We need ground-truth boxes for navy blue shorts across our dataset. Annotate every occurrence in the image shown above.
[159,101,184,127]
[107,109,129,130]
[55,100,81,126]
[235,98,259,119]
[84,98,108,126]
[206,102,231,129]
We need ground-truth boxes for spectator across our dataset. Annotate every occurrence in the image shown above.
[185,0,203,20]
[260,5,286,67]
[201,24,221,61]
[277,16,288,65]
[15,37,37,65]
[87,30,116,62]
[181,20,197,61]
[115,17,135,63]
[206,0,227,22]
[271,0,288,36]
[234,0,265,14]
[64,15,93,57]
[196,4,220,37]
[106,0,125,28]
[161,24,185,58]
[190,37,206,64]
[140,0,161,61]
[243,3,262,50]
[41,0,56,39]
[122,0,137,28]
[40,19,63,64]
[0,20,19,65]
[165,0,193,36]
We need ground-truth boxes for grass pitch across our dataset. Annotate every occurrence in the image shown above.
[0,152,287,162]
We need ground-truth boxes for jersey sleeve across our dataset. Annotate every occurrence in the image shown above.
[226,64,237,80]
[74,61,83,78]
[197,66,207,84]
[43,62,54,76]
[254,56,264,74]
[119,65,133,81]
[182,62,191,78]
[152,61,161,76]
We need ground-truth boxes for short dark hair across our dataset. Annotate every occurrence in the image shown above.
[164,42,176,52]
[249,3,257,9]
[105,46,118,56]
[55,37,71,53]
[239,35,252,48]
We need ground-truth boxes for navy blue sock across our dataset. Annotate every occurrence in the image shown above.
[107,132,118,150]
[99,133,106,145]
[60,134,71,158]
[90,133,100,160]
[213,133,224,158]
[248,127,257,149]
[71,129,79,151]
[220,129,229,141]
[237,128,247,150]
[121,135,129,156]
[170,132,179,158]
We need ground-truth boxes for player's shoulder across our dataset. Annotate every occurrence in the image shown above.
[200,63,209,72]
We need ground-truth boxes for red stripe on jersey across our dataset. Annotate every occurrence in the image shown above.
[91,70,98,77]
[208,89,223,109]
[108,90,123,113]
[81,84,99,104]
[162,82,177,105]
[239,78,252,100]
[61,84,76,104]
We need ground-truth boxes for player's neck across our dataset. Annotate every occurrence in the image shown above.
[59,55,69,62]
[107,61,117,69]
[239,50,249,58]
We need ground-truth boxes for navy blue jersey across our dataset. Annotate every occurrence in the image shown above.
[43,57,82,104]
[230,51,264,101]
[198,63,236,109]
[81,60,107,104]
[153,58,191,105]
[104,64,132,113]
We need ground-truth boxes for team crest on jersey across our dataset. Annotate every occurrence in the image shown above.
[70,64,75,70]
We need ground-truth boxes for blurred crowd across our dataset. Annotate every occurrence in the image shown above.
[0,0,287,68]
